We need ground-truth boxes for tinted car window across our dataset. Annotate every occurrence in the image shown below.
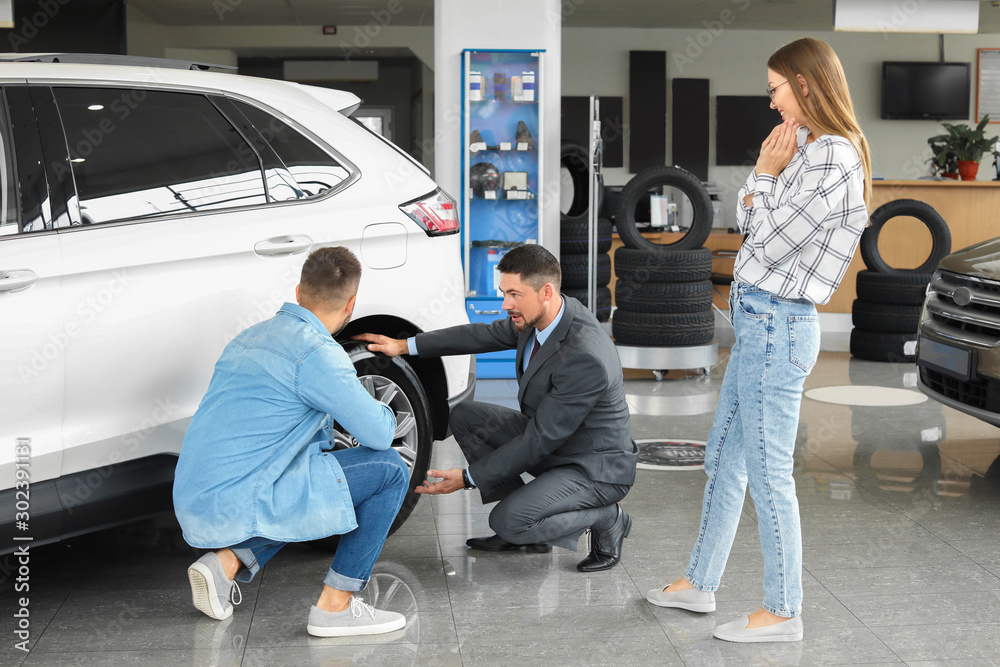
[0,91,17,236]
[231,100,349,198]
[6,87,51,233]
[52,88,267,225]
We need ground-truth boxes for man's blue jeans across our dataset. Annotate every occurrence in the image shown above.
[685,282,820,618]
[229,446,408,592]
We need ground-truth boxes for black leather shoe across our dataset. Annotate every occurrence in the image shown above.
[466,534,551,553]
[576,505,632,572]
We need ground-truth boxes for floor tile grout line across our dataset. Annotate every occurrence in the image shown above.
[242,560,273,660]
[434,514,467,664]
[619,558,692,662]
[805,562,912,665]
[18,582,73,658]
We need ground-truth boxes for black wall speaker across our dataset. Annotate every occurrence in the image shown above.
[671,78,709,181]
[561,96,624,169]
[628,51,666,173]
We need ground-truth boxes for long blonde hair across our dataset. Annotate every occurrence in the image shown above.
[768,38,872,207]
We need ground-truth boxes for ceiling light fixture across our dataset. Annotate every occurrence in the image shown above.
[834,0,979,34]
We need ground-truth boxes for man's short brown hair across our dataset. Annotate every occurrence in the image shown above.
[299,246,362,306]
[496,244,561,292]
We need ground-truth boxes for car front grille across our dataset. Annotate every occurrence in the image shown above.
[920,366,1000,412]
[923,271,1000,348]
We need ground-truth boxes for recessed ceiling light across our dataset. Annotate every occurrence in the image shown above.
[71,158,85,163]
[87,104,104,111]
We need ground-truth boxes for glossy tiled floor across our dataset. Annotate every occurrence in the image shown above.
[5,350,1000,666]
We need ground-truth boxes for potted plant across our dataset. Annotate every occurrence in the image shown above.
[928,116,1000,181]
[928,140,958,179]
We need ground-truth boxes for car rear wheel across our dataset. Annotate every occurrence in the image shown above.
[313,343,432,550]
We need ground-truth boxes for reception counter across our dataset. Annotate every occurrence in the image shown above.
[609,179,1000,314]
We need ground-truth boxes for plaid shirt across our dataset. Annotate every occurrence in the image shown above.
[734,127,867,305]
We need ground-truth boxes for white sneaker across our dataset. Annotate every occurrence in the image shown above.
[306,597,406,637]
[187,552,242,620]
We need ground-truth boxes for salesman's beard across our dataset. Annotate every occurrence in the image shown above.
[510,311,542,333]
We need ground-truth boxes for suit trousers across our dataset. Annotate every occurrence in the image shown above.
[450,400,629,551]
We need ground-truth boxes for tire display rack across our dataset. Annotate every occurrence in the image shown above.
[611,165,718,379]
[461,49,545,379]
[850,199,951,363]
[560,141,612,322]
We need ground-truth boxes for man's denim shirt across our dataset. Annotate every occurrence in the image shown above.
[173,303,396,548]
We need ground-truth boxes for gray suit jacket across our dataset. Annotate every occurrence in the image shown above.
[414,296,637,501]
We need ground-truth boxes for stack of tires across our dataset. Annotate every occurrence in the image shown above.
[850,199,951,363]
[611,166,716,347]
[560,141,611,322]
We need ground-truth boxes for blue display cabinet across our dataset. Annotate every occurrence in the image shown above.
[461,49,545,379]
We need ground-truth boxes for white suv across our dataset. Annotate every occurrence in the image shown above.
[0,54,474,553]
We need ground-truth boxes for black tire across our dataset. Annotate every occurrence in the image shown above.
[851,299,921,333]
[615,166,713,253]
[615,279,713,314]
[561,252,611,289]
[855,270,932,306]
[614,246,712,283]
[313,343,432,550]
[860,199,951,274]
[612,309,715,346]
[560,142,603,222]
[560,218,613,254]
[564,286,612,322]
[849,328,917,363]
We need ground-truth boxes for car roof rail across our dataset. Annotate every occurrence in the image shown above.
[0,53,236,72]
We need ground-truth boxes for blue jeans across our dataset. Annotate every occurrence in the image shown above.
[685,282,820,618]
[229,446,408,592]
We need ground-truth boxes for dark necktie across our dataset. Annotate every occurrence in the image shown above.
[529,338,540,364]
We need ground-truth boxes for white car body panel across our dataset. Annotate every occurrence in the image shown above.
[0,62,472,488]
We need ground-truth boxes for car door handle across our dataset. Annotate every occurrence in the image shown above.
[0,270,38,293]
[254,235,313,256]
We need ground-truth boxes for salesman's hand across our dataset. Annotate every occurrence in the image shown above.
[414,468,465,495]
[353,333,408,357]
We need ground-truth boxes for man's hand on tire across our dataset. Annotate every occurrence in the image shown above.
[353,333,408,357]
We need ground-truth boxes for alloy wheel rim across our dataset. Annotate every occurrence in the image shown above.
[331,374,419,472]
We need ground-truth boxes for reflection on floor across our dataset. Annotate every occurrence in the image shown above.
[5,350,1000,666]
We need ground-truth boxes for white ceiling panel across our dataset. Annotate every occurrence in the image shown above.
[125,0,1000,33]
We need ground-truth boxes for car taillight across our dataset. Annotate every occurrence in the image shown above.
[400,189,460,236]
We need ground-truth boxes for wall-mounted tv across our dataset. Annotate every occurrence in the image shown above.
[881,62,970,120]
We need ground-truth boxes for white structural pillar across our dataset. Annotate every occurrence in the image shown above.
[434,0,562,257]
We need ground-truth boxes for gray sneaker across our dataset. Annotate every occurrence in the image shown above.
[187,552,242,620]
[645,584,716,612]
[713,613,803,643]
[306,597,406,637]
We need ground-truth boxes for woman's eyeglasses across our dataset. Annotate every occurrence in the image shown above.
[766,81,789,100]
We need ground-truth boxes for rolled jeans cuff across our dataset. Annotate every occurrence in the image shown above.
[231,546,261,583]
[324,567,368,593]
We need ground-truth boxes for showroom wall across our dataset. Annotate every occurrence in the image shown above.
[561,27,1000,225]
[126,7,1000,226]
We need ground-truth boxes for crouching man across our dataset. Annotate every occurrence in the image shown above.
[172,246,408,637]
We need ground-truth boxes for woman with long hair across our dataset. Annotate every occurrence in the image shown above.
[646,37,871,643]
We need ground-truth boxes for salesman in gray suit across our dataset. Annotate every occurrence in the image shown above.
[354,245,638,572]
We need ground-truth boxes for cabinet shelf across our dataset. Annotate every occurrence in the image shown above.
[462,48,545,379]
[469,146,536,153]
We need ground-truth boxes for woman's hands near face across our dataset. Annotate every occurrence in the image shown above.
[755,120,800,178]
